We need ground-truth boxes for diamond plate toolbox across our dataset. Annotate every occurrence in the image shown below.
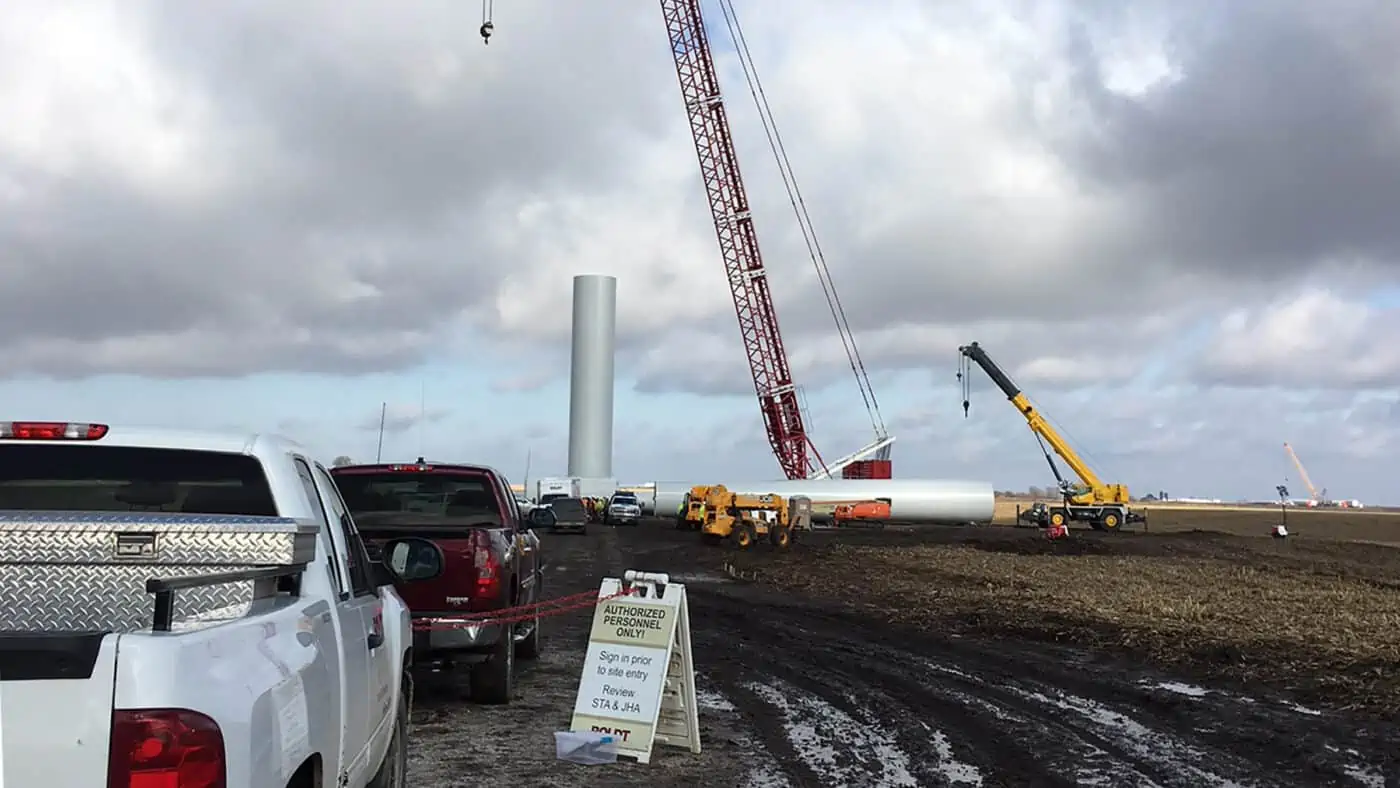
[0,511,318,632]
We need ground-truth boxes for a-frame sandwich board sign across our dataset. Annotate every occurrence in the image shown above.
[570,570,701,763]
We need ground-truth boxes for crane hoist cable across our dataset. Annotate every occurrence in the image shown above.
[713,0,888,443]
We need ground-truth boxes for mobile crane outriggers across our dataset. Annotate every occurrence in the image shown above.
[957,341,1146,531]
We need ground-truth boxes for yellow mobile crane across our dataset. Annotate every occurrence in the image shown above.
[957,342,1146,531]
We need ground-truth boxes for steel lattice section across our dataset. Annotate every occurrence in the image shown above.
[661,0,813,479]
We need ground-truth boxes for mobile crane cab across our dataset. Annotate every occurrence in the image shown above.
[957,341,1146,532]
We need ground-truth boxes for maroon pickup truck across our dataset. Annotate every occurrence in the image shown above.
[331,458,549,704]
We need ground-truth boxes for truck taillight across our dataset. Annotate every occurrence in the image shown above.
[108,709,226,788]
[1,421,108,440]
[472,531,500,599]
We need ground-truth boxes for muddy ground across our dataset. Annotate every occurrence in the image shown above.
[407,520,1400,787]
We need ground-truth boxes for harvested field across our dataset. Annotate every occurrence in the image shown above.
[716,524,1400,718]
[993,497,1400,543]
[412,522,1400,785]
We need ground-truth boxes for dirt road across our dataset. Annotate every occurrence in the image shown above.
[408,521,1399,787]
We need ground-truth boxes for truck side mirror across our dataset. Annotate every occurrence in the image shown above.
[382,537,445,582]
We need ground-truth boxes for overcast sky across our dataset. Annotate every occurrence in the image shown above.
[2,0,1398,502]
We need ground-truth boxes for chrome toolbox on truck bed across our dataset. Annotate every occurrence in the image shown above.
[0,511,317,632]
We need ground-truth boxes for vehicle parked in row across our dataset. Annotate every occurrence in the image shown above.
[0,421,431,788]
[605,490,643,526]
[535,476,579,505]
[330,458,546,704]
[537,496,589,534]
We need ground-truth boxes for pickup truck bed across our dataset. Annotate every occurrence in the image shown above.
[0,424,423,788]
[0,511,317,784]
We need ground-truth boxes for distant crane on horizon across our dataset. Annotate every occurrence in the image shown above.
[1283,442,1328,507]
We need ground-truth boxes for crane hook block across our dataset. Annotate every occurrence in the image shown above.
[962,399,970,418]
[480,20,494,44]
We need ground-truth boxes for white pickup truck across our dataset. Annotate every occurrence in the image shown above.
[0,421,441,787]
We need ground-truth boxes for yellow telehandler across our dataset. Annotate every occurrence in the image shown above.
[683,484,812,549]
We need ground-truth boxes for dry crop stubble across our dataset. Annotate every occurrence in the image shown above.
[992,497,1400,543]
[754,542,1400,715]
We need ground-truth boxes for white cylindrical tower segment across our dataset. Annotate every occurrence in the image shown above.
[567,274,617,479]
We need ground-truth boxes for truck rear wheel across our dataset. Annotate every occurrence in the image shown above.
[1049,510,1067,527]
[471,622,515,705]
[367,676,409,788]
[1101,511,1122,531]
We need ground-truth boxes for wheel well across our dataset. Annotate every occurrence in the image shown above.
[287,753,321,787]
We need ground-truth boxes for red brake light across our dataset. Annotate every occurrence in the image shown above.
[473,531,501,599]
[1,421,108,440]
[108,709,226,788]
[387,463,433,472]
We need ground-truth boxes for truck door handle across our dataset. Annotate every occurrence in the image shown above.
[367,631,384,650]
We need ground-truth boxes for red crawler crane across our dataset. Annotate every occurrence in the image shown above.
[659,0,817,480]
[477,2,891,481]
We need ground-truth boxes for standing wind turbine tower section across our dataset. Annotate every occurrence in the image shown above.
[567,274,618,497]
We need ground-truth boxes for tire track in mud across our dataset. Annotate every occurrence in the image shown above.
[684,581,1399,787]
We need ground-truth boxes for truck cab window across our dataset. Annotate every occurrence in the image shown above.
[501,477,521,527]
[295,458,346,598]
[314,464,376,598]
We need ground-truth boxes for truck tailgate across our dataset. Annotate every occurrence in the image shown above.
[2,632,119,784]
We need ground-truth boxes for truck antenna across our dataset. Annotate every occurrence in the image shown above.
[375,401,387,462]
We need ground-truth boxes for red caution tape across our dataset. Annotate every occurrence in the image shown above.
[411,585,638,631]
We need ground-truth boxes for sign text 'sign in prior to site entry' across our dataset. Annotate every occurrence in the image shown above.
[581,642,661,721]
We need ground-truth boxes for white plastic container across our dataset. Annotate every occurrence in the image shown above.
[554,730,619,765]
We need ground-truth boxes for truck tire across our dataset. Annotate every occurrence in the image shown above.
[471,622,515,705]
[769,525,792,549]
[1101,511,1122,531]
[730,523,756,549]
[367,677,409,788]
